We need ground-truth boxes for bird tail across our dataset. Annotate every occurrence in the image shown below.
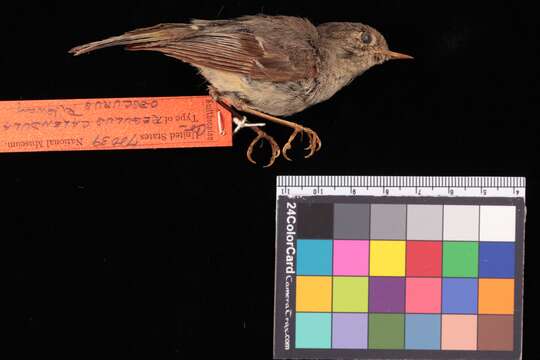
[68,23,193,56]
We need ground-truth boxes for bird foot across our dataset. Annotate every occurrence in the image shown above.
[211,96,321,166]
[246,127,281,168]
[282,125,322,161]
[235,105,322,162]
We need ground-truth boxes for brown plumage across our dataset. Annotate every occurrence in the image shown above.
[70,15,412,166]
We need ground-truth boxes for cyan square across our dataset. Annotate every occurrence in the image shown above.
[296,313,332,349]
[442,278,478,314]
[297,240,333,275]
[479,242,515,278]
[406,314,441,350]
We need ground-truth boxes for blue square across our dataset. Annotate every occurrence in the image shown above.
[405,314,441,350]
[296,313,332,349]
[479,242,515,278]
[297,240,333,275]
[442,278,478,314]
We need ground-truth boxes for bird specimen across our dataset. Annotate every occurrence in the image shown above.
[70,15,412,166]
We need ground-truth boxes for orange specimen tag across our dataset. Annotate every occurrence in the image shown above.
[0,95,232,153]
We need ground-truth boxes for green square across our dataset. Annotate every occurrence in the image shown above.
[333,277,369,312]
[295,313,331,349]
[443,242,479,277]
[368,314,405,349]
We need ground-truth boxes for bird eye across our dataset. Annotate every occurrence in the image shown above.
[361,32,373,44]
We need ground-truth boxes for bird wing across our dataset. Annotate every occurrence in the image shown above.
[126,16,320,82]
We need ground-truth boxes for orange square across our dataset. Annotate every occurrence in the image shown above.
[296,276,332,312]
[479,279,515,315]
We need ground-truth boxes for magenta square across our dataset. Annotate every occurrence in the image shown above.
[333,240,369,275]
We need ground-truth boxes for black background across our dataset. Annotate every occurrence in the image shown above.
[4,1,537,358]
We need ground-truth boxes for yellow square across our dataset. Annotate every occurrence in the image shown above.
[296,276,332,312]
[370,241,406,276]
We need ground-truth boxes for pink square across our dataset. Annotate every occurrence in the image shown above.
[406,278,441,313]
[442,315,478,350]
[333,240,369,275]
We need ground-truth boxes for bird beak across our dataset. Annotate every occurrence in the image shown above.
[377,50,414,60]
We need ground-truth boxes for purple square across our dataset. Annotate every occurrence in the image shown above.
[369,277,405,313]
[332,313,368,349]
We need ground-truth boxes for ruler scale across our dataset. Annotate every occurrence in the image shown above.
[274,176,525,360]
[277,176,526,198]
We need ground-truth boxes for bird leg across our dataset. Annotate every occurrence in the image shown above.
[212,95,281,167]
[236,106,322,161]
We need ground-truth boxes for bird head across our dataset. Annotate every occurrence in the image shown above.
[318,22,412,75]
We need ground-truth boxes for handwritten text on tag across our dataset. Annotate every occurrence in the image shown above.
[0,95,232,153]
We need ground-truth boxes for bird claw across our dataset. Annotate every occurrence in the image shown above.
[246,128,281,168]
[282,126,322,161]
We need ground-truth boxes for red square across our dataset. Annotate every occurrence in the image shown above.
[406,241,442,277]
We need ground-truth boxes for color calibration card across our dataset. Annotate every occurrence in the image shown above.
[274,176,525,359]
